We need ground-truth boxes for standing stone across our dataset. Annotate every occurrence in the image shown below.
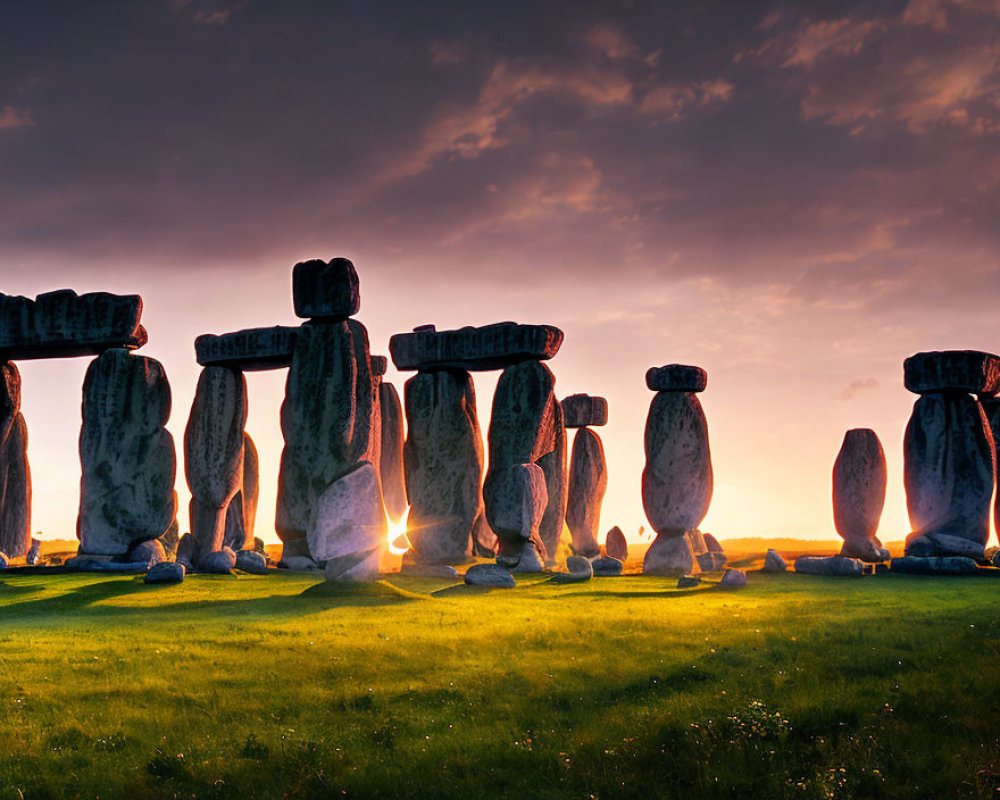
[0,362,30,558]
[537,405,568,562]
[483,361,562,566]
[833,429,889,561]
[78,349,176,556]
[605,526,628,561]
[379,382,407,523]
[403,369,486,563]
[565,426,607,557]
[223,432,259,553]
[982,398,1000,545]
[276,319,377,550]
[184,366,247,563]
[904,392,995,558]
[490,463,548,573]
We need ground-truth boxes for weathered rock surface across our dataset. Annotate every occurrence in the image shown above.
[159,516,179,559]
[550,557,592,583]
[144,561,185,584]
[566,426,607,558]
[276,319,377,547]
[686,530,708,555]
[509,539,547,574]
[0,290,146,359]
[561,394,608,428]
[308,462,385,581]
[223,433,259,553]
[794,555,864,577]
[592,556,624,576]
[195,326,297,371]
[642,391,713,536]
[26,537,40,566]
[403,370,485,562]
[292,257,360,320]
[78,349,177,556]
[0,551,7,569]
[379,382,408,523]
[903,350,1000,395]
[390,322,564,372]
[646,364,708,393]
[127,539,165,567]
[890,555,981,575]
[371,355,388,377]
[677,574,701,588]
[200,547,236,574]
[464,563,516,587]
[184,366,247,564]
[904,392,995,558]
[703,532,723,553]
[487,461,549,569]
[0,363,30,558]
[697,551,727,571]
[235,549,269,574]
[983,398,1000,543]
[537,409,568,561]
[833,428,889,561]
[720,568,748,588]
[643,534,698,576]
[605,526,628,561]
[763,549,787,572]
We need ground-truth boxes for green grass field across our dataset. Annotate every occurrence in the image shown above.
[2,556,1000,799]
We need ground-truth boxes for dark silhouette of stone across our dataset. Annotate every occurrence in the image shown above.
[371,355,388,376]
[464,563,515,587]
[127,538,165,567]
[379,382,408,523]
[794,555,864,576]
[561,394,608,428]
[390,322,563,372]
[537,406,568,562]
[195,326,297,370]
[292,257,360,319]
[903,350,1000,395]
[276,319,377,550]
[310,462,386,581]
[200,547,236,574]
[0,363,30,558]
[763,549,787,572]
[703,532,723,553]
[592,556,623,576]
[646,364,708,393]
[566,426,607,557]
[605,526,628,561]
[78,349,176,556]
[677,574,700,588]
[235,549,268,574]
[904,392,995,559]
[184,366,247,564]
[720,568,748,588]
[0,290,147,359]
[890,555,980,575]
[833,429,889,561]
[983,398,1000,547]
[145,561,185,584]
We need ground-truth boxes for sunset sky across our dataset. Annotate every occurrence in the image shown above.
[2,0,999,546]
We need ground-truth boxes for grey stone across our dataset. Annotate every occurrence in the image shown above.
[399,563,460,579]
[235,549,269,574]
[127,539,165,567]
[371,355,388,376]
[676,575,700,588]
[592,556,624,576]
[763,549,787,572]
[276,319,378,549]
[175,532,197,568]
[224,433,260,553]
[720,568,748,588]
[903,350,1000,395]
[550,569,592,584]
[537,406,568,561]
[0,363,30,558]
[159,517,179,559]
[64,555,148,573]
[309,462,385,582]
[195,326,298,371]
[200,548,236,574]
[379,382,408,523]
[389,322,564,372]
[703,532,724,553]
[643,534,698,576]
[982,398,1000,548]
[26,537,40,566]
[686,529,708,555]
[645,364,708,393]
[566,555,593,574]
[0,290,146,360]
[486,462,548,570]
[561,394,608,428]
[281,555,322,572]
[904,392,995,558]
[464,563,516,587]
[833,429,888,560]
[794,555,864,577]
[145,561,185,584]
[292,257,360,320]
[78,349,177,556]
[890,556,981,575]
[642,390,713,536]
[696,551,727,571]
[566,427,607,558]
[184,366,247,564]
[604,526,628,561]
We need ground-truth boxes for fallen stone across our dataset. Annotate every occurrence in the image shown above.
[703,532,724,553]
[604,527,628,561]
[566,426,607,558]
[127,539,164,567]
[560,394,608,428]
[464,563,516,587]
[0,290,147,360]
[677,574,700,588]
[720,568,748,588]
[591,556,624,576]
[235,549,269,574]
[292,257,360,320]
[379,382,408,524]
[696,551,727,572]
[399,563,461,579]
[194,326,297,371]
[890,556,981,575]
[26,537,40,566]
[550,570,592,584]
[833,428,889,560]
[0,362,30,558]
[389,322,564,372]
[78,349,177,556]
[566,555,592,574]
[762,549,787,572]
[643,534,698,576]
[903,350,1000,395]
[309,462,385,581]
[145,561,185,584]
[199,548,236,574]
[645,364,708,393]
[794,555,864,577]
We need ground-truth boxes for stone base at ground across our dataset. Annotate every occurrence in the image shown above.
[399,563,461,579]
[720,568,748,588]
[890,556,982,575]
[643,534,698,576]
[794,555,865,577]
[464,563,516,587]
[591,556,624,576]
[762,549,787,572]
[145,562,185,584]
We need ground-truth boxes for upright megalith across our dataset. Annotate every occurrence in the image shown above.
[982,397,1000,539]
[641,364,713,576]
[902,351,998,559]
[184,366,247,563]
[0,362,30,558]
[224,433,259,553]
[833,429,889,561]
[379,381,407,523]
[487,462,548,573]
[562,394,608,558]
[78,348,177,556]
[310,461,386,582]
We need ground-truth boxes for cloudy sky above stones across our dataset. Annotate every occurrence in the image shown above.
[2,0,999,546]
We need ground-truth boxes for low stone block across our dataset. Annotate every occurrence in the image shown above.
[890,556,981,575]
[145,561,185,584]
[464,563,516,587]
[646,364,708,393]
[697,551,727,571]
[794,555,864,577]
[903,350,1000,395]
[235,549,269,574]
[720,568,747,588]
[677,575,700,588]
[762,549,787,572]
[591,556,624,576]
[399,563,461,579]
[389,322,564,371]
[561,394,608,428]
[703,532,724,553]
[195,326,297,371]
[200,548,236,574]
[292,258,360,319]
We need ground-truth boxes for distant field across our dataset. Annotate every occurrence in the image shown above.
[2,554,1000,799]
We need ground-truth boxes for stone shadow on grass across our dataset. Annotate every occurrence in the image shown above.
[0,577,150,621]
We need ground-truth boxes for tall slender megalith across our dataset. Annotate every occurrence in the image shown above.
[379,380,408,523]
[0,362,30,558]
[833,429,889,561]
[562,393,609,558]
